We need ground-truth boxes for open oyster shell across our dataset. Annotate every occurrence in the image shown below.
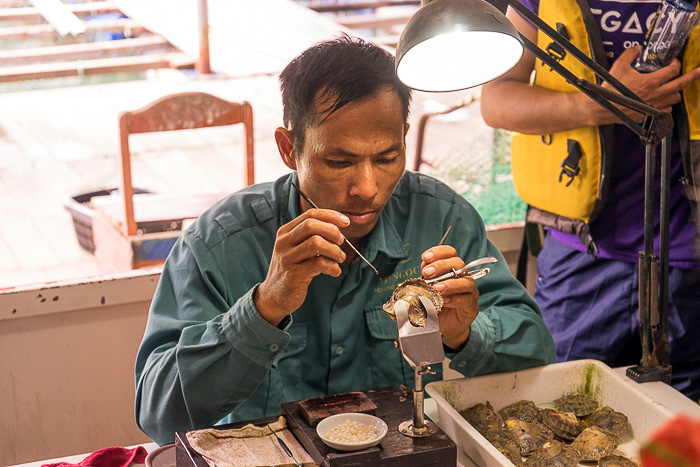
[383,278,443,327]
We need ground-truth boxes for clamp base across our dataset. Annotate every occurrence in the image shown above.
[399,419,439,438]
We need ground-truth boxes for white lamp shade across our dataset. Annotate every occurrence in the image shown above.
[395,0,524,91]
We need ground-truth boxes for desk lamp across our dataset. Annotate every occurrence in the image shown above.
[395,0,674,384]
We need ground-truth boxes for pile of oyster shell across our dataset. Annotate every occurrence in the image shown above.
[459,393,638,467]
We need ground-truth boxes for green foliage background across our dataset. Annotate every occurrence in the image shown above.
[426,127,526,227]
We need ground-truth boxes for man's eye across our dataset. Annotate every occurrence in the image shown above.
[377,156,399,164]
[328,159,351,167]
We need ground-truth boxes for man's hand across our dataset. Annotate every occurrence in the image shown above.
[591,46,700,124]
[255,209,350,326]
[421,245,480,351]
[482,8,700,134]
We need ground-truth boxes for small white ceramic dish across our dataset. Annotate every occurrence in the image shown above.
[145,444,176,467]
[316,412,388,452]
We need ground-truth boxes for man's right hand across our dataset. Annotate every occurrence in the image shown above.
[254,208,350,326]
[597,46,700,124]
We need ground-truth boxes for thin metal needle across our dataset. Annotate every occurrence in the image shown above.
[438,226,452,246]
[291,181,379,275]
[268,427,302,467]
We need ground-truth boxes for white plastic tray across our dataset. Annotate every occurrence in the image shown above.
[425,359,674,467]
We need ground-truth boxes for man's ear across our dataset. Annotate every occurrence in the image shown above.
[275,127,297,170]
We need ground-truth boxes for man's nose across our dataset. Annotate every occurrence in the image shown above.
[349,163,379,199]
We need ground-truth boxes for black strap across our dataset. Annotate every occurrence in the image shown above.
[516,216,544,287]
[516,226,530,287]
[559,139,583,186]
[544,23,570,64]
[526,206,599,256]
[573,0,610,74]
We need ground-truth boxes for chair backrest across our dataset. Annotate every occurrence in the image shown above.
[413,95,477,172]
[118,91,254,236]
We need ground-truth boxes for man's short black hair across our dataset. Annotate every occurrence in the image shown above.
[279,33,412,153]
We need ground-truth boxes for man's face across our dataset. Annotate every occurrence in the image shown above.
[287,89,408,243]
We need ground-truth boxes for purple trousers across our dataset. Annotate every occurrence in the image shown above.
[534,233,700,402]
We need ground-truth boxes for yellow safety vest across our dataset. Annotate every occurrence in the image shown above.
[511,0,700,253]
[683,5,700,140]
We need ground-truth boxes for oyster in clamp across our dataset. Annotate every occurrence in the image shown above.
[383,278,443,327]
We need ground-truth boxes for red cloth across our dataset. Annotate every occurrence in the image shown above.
[641,415,700,467]
[43,446,148,467]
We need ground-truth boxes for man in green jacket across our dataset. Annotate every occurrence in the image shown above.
[134,34,555,446]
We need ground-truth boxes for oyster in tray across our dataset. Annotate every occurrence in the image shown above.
[383,278,443,327]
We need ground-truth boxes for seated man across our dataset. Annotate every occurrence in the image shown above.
[134,34,555,446]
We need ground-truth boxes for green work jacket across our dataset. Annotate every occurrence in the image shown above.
[134,171,555,445]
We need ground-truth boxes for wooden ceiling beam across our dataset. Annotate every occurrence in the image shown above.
[307,0,419,13]
[0,1,120,21]
[335,12,413,30]
[0,35,172,65]
[0,18,146,41]
[0,52,194,82]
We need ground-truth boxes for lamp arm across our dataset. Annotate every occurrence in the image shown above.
[503,0,673,144]
[518,34,673,144]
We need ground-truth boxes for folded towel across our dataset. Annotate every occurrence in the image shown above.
[43,446,148,467]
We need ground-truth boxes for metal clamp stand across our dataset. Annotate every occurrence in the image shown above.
[394,296,445,437]
[627,136,673,384]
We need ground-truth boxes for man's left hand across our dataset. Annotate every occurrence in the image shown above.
[421,245,480,351]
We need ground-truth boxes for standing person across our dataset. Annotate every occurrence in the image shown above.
[481,0,700,401]
[134,34,555,446]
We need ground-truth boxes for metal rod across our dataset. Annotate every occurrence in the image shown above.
[641,141,656,366]
[413,366,427,430]
[655,135,671,367]
[291,181,378,274]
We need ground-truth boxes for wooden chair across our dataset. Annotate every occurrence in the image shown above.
[92,92,254,272]
[413,95,478,172]
[119,91,254,237]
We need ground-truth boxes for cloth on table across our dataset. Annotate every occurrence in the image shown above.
[42,446,147,467]
[186,416,316,467]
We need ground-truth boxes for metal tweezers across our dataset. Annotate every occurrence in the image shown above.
[424,255,498,284]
